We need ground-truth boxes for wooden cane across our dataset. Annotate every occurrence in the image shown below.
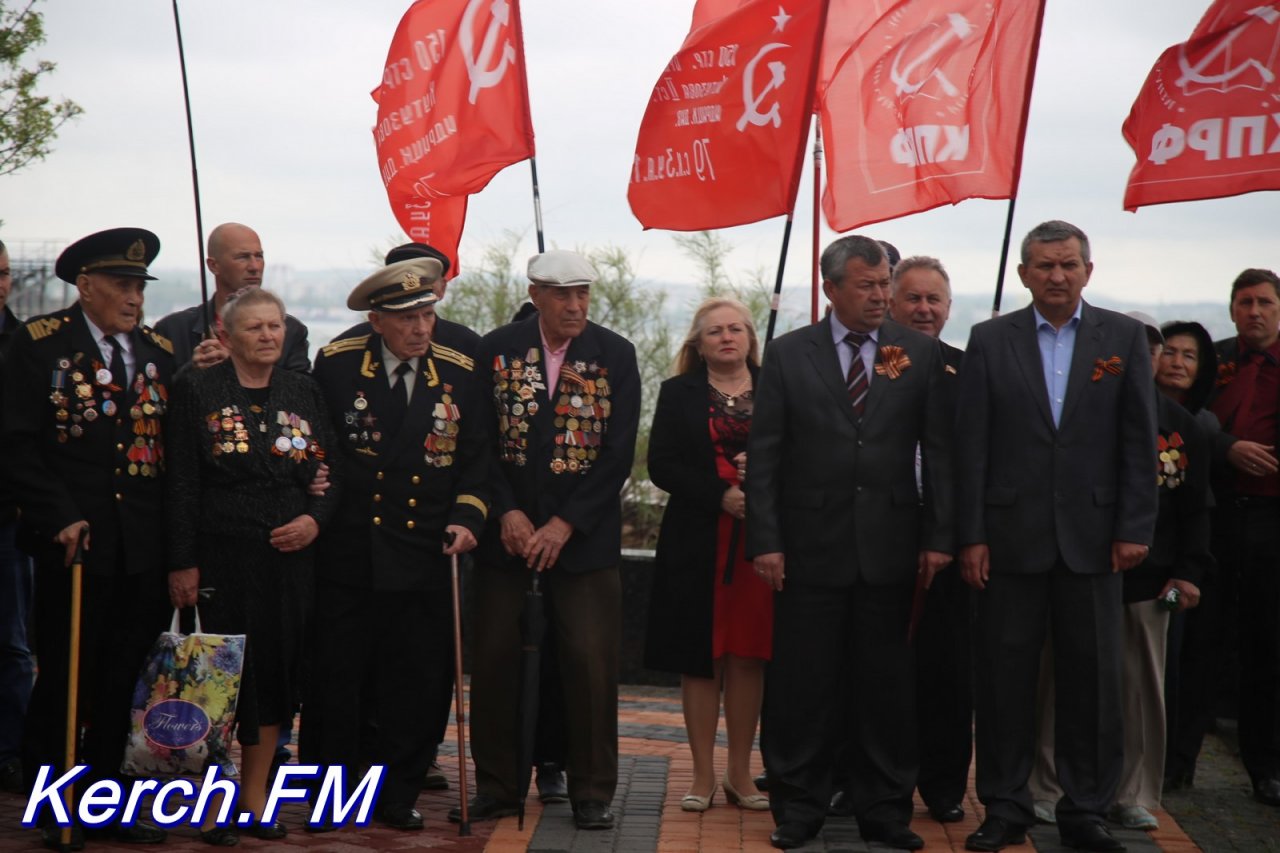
[449,544,471,836]
[61,528,87,850]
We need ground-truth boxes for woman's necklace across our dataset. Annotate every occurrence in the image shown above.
[709,373,752,408]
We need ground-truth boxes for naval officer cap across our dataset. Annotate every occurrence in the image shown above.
[347,257,442,312]
[527,250,597,287]
[56,227,160,284]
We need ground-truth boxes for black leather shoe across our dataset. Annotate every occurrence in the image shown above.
[448,794,519,823]
[828,788,855,817]
[246,820,287,840]
[422,761,449,791]
[860,819,924,850]
[200,826,240,846]
[965,816,1027,852]
[375,806,424,831]
[770,822,813,849]
[41,825,85,851]
[1060,821,1125,851]
[1254,777,1280,806]
[86,822,167,844]
[927,801,965,823]
[536,763,569,803]
[754,773,769,792]
[0,757,24,794]
[574,800,615,830]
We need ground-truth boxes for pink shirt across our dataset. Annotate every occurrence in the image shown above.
[540,324,570,401]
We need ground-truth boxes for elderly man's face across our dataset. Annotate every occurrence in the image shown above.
[370,305,434,361]
[208,226,264,296]
[530,284,590,346]
[78,273,146,336]
[889,266,951,338]
[824,256,891,333]
[1230,282,1280,351]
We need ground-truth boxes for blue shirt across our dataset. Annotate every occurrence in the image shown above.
[1034,302,1083,427]
[830,313,878,382]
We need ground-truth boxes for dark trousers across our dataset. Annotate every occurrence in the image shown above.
[0,521,33,763]
[914,566,974,809]
[300,583,453,812]
[762,580,917,832]
[974,564,1123,828]
[469,563,619,805]
[21,556,167,797]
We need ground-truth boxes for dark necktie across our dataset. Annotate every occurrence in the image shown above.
[104,335,128,389]
[844,331,870,417]
[386,361,413,425]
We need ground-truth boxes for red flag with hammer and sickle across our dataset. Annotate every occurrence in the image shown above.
[820,0,1045,232]
[1123,0,1280,211]
[628,0,829,231]
[372,0,535,254]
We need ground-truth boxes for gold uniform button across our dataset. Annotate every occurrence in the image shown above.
[116,443,124,451]
[376,471,384,480]
[373,516,382,525]
[406,520,415,529]
[408,498,417,507]
[114,468,121,476]
[114,493,122,502]
[373,494,382,502]
[411,475,421,485]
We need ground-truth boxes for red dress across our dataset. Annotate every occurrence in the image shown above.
[708,387,773,661]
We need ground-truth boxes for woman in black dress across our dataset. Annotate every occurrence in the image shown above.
[167,288,338,841]
[644,298,771,812]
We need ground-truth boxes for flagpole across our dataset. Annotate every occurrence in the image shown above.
[765,214,794,345]
[170,0,212,334]
[990,0,1049,318]
[811,117,822,324]
[529,158,546,253]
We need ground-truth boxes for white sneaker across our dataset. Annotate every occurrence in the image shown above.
[1033,800,1057,824]
[1111,804,1159,830]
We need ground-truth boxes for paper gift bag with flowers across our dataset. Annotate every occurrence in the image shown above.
[120,608,244,777]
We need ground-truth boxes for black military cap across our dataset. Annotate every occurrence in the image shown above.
[56,227,160,283]
[384,241,451,276]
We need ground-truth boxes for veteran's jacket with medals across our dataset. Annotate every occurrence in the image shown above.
[312,331,490,591]
[478,315,641,574]
[0,303,175,576]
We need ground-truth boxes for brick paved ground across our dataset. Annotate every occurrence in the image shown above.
[3,686,1278,851]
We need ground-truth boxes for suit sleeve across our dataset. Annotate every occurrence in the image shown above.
[1115,324,1159,545]
[919,339,954,554]
[953,325,992,547]
[164,371,204,571]
[648,380,727,513]
[553,339,641,536]
[446,369,493,537]
[282,319,312,374]
[303,376,341,526]
[744,340,787,558]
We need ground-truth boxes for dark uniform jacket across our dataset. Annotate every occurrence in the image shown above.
[477,316,640,574]
[312,331,490,591]
[1,305,21,525]
[155,301,311,372]
[1,303,175,575]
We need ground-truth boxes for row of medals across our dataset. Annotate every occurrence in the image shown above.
[550,389,607,473]
[208,406,260,455]
[425,393,461,467]
[50,360,163,441]
[495,365,543,465]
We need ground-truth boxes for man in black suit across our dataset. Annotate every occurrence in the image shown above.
[302,257,489,830]
[459,250,640,831]
[155,222,309,371]
[2,228,175,847]
[888,255,971,826]
[1204,268,1280,807]
[746,235,953,850]
[955,220,1157,852]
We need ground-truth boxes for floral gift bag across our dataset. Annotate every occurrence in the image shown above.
[120,608,245,777]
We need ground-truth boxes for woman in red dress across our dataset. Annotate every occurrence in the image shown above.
[644,298,772,812]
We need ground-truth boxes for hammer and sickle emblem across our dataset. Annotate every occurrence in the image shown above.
[736,43,787,132]
[1175,5,1278,94]
[889,12,976,99]
[460,0,516,105]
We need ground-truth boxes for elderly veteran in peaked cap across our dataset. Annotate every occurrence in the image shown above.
[4,227,175,847]
[301,254,490,831]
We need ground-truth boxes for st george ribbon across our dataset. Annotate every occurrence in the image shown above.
[628,0,828,231]
[372,0,536,273]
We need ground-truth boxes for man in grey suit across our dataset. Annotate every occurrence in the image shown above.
[746,235,953,850]
[955,220,1157,853]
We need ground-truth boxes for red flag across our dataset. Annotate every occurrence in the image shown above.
[386,192,468,279]
[628,0,828,231]
[1123,1,1280,211]
[820,0,1045,232]
[372,0,535,201]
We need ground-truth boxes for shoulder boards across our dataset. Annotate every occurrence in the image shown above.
[24,317,63,340]
[141,326,174,354]
[431,342,474,371]
[320,335,370,358]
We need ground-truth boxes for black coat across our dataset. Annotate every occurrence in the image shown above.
[477,316,640,573]
[2,304,175,575]
[311,330,490,591]
[155,301,311,373]
[644,364,758,677]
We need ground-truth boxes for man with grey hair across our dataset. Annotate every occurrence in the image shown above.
[955,220,1157,852]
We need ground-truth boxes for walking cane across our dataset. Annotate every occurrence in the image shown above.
[444,531,471,836]
[61,528,88,851]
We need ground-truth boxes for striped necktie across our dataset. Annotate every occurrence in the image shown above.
[844,331,870,417]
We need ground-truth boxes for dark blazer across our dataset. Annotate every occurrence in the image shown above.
[954,301,1158,573]
[1,304,175,575]
[745,317,953,586]
[644,363,758,677]
[311,330,490,591]
[477,315,640,573]
[155,301,311,372]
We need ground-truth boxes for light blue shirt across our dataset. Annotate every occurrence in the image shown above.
[1034,301,1083,427]
[830,314,878,382]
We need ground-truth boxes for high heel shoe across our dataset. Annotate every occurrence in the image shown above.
[722,775,769,811]
[680,784,717,812]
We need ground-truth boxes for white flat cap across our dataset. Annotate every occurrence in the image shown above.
[527,250,597,287]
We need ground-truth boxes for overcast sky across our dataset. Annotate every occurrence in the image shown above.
[2,0,1274,317]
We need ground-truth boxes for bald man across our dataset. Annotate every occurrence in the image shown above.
[155,222,310,372]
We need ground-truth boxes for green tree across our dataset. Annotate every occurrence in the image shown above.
[0,1,83,176]
[674,230,773,334]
